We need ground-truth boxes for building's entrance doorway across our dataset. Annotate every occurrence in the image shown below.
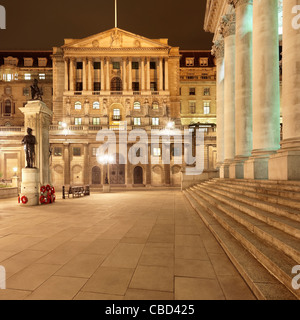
[134,166,143,185]
[92,166,101,185]
[110,154,125,185]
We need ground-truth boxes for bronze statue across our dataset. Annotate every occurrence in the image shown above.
[30,79,43,101]
[22,128,36,168]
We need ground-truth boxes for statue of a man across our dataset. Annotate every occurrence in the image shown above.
[22,128,36,168]
[30,79,43,101]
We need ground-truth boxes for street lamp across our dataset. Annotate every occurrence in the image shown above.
[13,167,18,176]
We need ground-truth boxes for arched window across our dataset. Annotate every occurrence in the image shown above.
[152,101,159,110]
[111,77,122,92]
[75,101,82,110]
[134,102,141,110]
[4,100,11,114]
[93,101,100,110]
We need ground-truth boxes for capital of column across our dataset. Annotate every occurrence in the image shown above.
[219,13,236,38]
[228,0,253,9]
[212,39,225,60]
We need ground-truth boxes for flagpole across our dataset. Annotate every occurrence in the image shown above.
[115,0,118,28]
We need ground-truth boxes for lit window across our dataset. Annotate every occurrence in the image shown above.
[75,102,82,110]
[24,73,31,80]
[152,102,159,110]
[75,118,82,125]
[152,118,159,126]
[93,101,100,110]
[39,73,46,80]
[134,118,141,126]
[186,58,194,67]
[200,58,209,66]
[93,118,100,125]
[92,148,99,156]
[204,102,211,115]
[113,109,121,120]
[153,147,161,157]
[134,102,141,110]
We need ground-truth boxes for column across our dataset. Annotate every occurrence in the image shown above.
[100,57,105,91]
[146,57,151,91]
[64,59,69,91]
[128,57,132,91]
[88,58,93,91]
[141,58,145,91]
[269,0,300,180]
[164,58,169,91]
[212,40,225,173]
[106,57,110,92]
[83,144,90,185]
[219,13,236,179]
[159,58,163,91]
[63,144,70,185]
[244,0,280,179]
[229,0,253,179]
[82,58,87,91]
[69,58,75,92]
[122,58,127,91]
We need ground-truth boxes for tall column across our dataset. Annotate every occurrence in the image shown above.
[141,58,145,91]
[69,58,75,92]
[64,59,69,91]
[106,57,110,92]
[269,0,300,180]
[88,58,93,91]
[146,57,151,91]
[83,144,90,185]
[82,58,87,91]
[164,58,169,91]
[244,0,280,179]
[159,58,163,91]
[219,13,236,179]
[128,57,132,91]
[122,58,127,91]
[212,40,225,172]
[228,0,253,179]
[64,143,70,185]
[100,57,105,91]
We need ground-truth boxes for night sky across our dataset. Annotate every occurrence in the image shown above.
[0,0,213,50]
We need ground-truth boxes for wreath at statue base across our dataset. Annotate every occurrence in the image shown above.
[39,185,56,205]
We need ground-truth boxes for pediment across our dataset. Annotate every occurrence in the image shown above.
[63,28,170,50]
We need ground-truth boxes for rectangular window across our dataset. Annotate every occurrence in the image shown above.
[132,62,139,69]
[134,118,141,126]
[113,109,121,120]
[94,62,101,69]
[23,87,30,96]
[132,82,140,91]
[77,62,83,69]
[113,62,120,70]
[94,82,101,91]
[54,147,63,157]
[204,88,210,96]
[73,147,81,156]
[189,101,196,114]
[93,118,100,125]
[39,73,46,80]
[151,82,158,92]
[152,118,160,126]
[186,58,195,67]
[24,73,31,80]
[204,102,211,115]
[150,62,156,69]
[75,118,82,125]
[200,58,209,66]
[189,88,196,96]
[153,147,161,157]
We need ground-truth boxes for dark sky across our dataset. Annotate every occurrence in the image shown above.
[0,0,213,50]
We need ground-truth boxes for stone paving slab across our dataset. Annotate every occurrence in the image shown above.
[0,191,256,300]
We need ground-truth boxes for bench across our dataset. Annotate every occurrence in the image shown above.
[67,186,90,198]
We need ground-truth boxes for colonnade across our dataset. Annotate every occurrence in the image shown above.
[213,0,300,180]
[64,56,169,93]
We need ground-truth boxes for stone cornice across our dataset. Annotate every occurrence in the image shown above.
[211,40,224,60]
[227,0,253,9]
[219,13,236,38]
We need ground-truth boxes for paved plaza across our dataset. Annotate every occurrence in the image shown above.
[0,190,255,300]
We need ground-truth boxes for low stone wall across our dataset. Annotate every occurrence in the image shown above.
[0,187,18,199]
[181,170,219,190]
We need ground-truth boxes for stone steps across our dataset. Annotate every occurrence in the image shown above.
[183,179,300,300]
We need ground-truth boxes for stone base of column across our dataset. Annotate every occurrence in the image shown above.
[244,156,269,180]
[269,150,300,181]
[20,168,40,206]
[227,158,245,180]
[103,185,111,193]
[220,160,233,179]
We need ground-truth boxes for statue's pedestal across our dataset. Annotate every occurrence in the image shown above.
[20,168,39,206]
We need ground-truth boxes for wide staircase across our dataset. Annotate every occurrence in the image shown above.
[183,178,300,300]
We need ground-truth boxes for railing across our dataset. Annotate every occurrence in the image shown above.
[113,115,121,121]
[151,91,159,95]
[74,91,82,96]
[0,127,23,132]
[133,91,140,95]
[92,91,101,96]
[88,125,102,131]
[111,91,123,96]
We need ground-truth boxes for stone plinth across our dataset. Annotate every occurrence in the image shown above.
[20,168,39,206]
[103,185,111,193]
